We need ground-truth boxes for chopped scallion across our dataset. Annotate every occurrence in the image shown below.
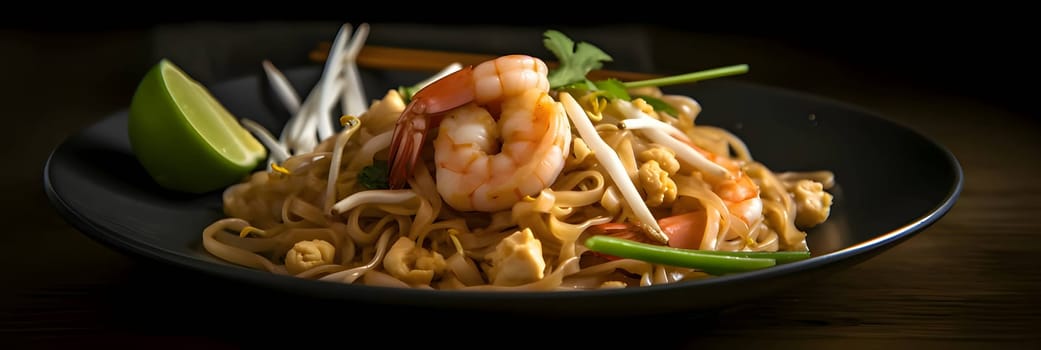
[585,235,789,275]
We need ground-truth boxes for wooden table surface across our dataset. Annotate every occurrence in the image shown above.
[2,20,1038,348]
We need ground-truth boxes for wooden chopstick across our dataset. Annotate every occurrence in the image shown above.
[310,43,662,82]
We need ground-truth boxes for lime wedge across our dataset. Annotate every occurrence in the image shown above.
[128,59,267,193]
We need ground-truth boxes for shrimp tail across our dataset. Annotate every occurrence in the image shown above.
[387,66,476,189]
[387,103,428,189]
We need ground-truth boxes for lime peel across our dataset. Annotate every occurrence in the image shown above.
[128,59,267,194]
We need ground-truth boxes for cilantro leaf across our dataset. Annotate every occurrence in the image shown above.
[543,30,613,88]
[359,160,390,190]
[593,79,631,101]
[555,78,630,101]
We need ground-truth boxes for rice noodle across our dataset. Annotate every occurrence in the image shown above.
[201,31,834,290]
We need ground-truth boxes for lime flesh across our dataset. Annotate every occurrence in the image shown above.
[128,59,267,194]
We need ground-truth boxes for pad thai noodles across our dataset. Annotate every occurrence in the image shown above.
[201,25,835,290]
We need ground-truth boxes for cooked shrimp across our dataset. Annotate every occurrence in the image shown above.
[696,147,763,226]
[388,55,571,212]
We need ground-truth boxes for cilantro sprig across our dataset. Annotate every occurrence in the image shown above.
[543,30,749,116]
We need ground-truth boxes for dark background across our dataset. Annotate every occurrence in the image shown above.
[4,7,1036,115]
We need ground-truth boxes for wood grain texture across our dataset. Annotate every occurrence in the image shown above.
[2,24,1038,348]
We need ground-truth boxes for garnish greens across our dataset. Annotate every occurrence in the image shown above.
[584,235,810,275]
[543,30,749,116]
[543,30,614,88]
[359,160,390,189]
[622,64,750,89]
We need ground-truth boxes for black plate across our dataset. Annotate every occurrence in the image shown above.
[44,66,962,317]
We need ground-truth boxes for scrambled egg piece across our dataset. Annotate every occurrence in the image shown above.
[383,237,447,285]
[638,147,680,175]
[485,228,546,286]
[638,160,678,207]
[792,179,833,228]
[285,239,336,275]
